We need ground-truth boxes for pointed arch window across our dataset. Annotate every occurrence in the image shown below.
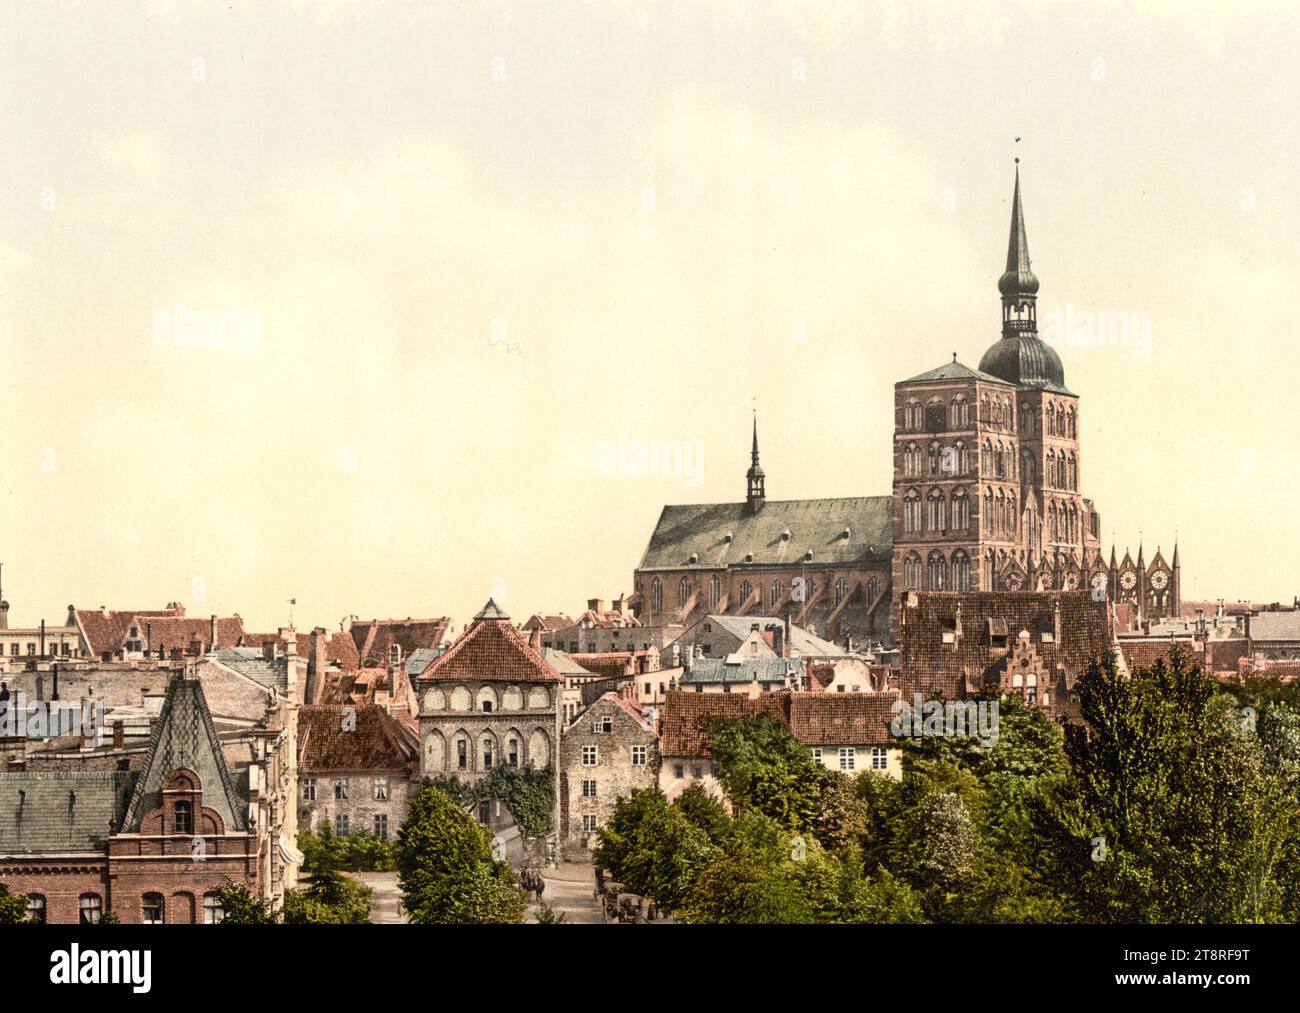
[770,579,784,607]
[867,575,882,602]
[903,489,922,534]
[927,551,947,591]
[952,551,971,591]
[678,577,691,607]
[834,577,847,605]
[650,578,663,614]
[740,580,753,605]
[709,575,721,609]
[984,488,994,535]
[903,552,922,590]
[927,488,946,531]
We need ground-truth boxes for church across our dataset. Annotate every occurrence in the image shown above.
[631,165,1179,647]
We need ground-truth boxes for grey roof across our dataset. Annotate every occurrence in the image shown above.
[1250,611,1300,642]
[638,496,893,571]
[405,647,444,677]
[681,657,803,685]
[213,647,287,691]
[0,771,135,855]
[541,648,595,677]
[121,676,246,833]
[978,334,1072,394]
[474,598,509,621]
[902,360,1010,385]
[690,614,846,657]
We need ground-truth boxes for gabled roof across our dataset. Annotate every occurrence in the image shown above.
[788,691,899,746]
[541,648,596,677]
[139,616,244,654]
[120,675,246,833]
[417,610,561,684]
[212,647,287,692]
[1249,610,1300,642]
[0,771,135,855]
[659,691,792,757]
[298,705,416,773]
[75,607,181,658]
[349,618,451,668]
[688,614,845,657]
[638,496,893,572]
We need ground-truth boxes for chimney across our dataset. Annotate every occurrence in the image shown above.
[671,643,680,667]
[954,603,963,642]
[0,600,8,630]
[209,615,218,653]
[262,641,275,662]
[66,604,76,626]
[784,613,793,657]
[529,626,543,653]
[771,624,784,659]
[112,721,125,750]
[1053,601,1061,644]
[588,598,606,615]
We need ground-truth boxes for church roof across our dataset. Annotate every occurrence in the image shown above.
[638,496,893,571]
[902,359,1011,385]
[0,771,135,855]
[978,334,1072,393]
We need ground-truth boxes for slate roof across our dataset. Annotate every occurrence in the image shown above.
[213,647,287,692]
[120,676,246,833]
[689,614,846,657]
[298,705,416,773]
[417,608,561,684]
[638,496,893,571]
[788,691,899,746]
[898,591,1111,701]
[1250,611,1300,642]
[901,360,1009,385]
[659,691,792,757]
[680,657,802,686]
[405,647,445,678]
[0,771,135,855]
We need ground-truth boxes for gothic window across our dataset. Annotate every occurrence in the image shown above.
[1068,407,1077,439]
[456,733,469,770]
[770,580,784,607]
[902,443,919,477]
[740,580,753,604]
[957,441,969,475]
[952,490,969,531]
[927,551,947,591]
[904,489,922,533]
[949,398,962,429]
[925,400,946,431]
[867,575,882,602]
[903,553,922,590]
[1056,404,1065,435]
[1068,453,1077,490]
[1046,450,1056,489]
[904,400,920,429]
[678,577,690,606]
[1020,402,1033,435]
[984,488,994,535]
[650,578,663,614]
[1021,450,1035,484]
[927,488,946,531]
[481,733,495,770]
[709,575,721,608]
[927,442,941,477]
[982,439,993,473]
[834,577,847,605]
[1045,405,1054,436]
[952,551,971,591]
[174,800,193,835]
[1008,492,1018,538]
[994,442,1005,479]
[985,549,996,590]
[994,489,1005,533]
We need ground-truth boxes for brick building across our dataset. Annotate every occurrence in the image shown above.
[0,671,298,924]
[559,691,659,858]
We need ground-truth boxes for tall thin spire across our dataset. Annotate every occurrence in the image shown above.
[746,411,766,515]
[998,159,1039,336]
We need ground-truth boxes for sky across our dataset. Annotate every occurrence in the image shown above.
[1,0,1297,633]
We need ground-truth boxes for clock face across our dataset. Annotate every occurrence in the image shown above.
[1151,570,1169,590]
[1120,570,1137,590]
[1006,574,1022,590]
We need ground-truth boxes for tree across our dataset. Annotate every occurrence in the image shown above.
[216,881,277,924]
[0,884,28,925]
[396,785,526,924]
[283,864,372,924]
[594,788,715,910]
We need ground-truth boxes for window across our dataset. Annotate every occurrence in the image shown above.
[595,716,612,733]
[582,815,598,833]
[374,814,389,841]
[173,800,193,835]
[482,737,494,769]
[142,893,164,924]
[302,778,316,801]
[507,737,520,768]
[631,745,647,765]
[456,737,468,770]
[691,764,703,779]
[582,745,598,766]
[26,895,46,924]
[335,779,349,800]
[336,814,349,834]
[373,777,388,801]
[839,747,856,771]
[203,892,224,925]
[650,578,663,613]
[811,747,822,764]
[582,778,597,798]
[674,764,684,779]
[79,894,102,925]
[871,747,888,771]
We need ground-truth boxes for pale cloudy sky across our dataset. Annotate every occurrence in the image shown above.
[1,0,1296,632]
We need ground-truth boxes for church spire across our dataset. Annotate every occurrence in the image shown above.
[999,160,1039,336]
[745,412,766,515]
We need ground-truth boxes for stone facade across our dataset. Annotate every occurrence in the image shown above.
[559,692,659,858]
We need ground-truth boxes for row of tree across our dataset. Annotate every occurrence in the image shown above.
[595,650,1300,923]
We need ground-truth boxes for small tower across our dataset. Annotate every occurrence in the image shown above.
[745,414,766,515]
[999,160,1039,336]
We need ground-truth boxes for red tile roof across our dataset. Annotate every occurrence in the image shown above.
[298,704,416,773]
[140,616,244,654]
[659,691,791,757]
[789,691,899,747]
[1118,638,1202,673]
[75,607,182,658]
[567,652,637,680]
[350,618,451,668]
[898,591,1111,704]
[417,614,561,684]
